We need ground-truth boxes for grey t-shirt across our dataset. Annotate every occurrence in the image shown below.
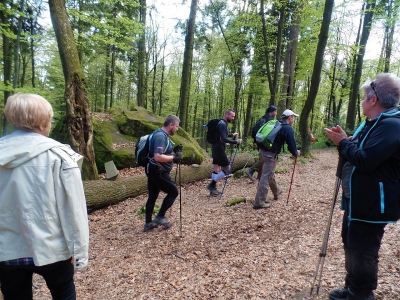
[149,130,173,172]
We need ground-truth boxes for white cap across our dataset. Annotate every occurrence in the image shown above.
[282,109,299,117]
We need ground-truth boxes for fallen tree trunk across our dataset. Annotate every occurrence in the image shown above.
[84,153,254,208]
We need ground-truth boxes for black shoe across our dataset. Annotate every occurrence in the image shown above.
[143,222,158,232]
[347,288,375,300]
[153,215,172,228]
[329,287,348,300]
[207,184,220,196]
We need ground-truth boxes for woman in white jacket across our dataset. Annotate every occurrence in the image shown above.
[0,93,89,300]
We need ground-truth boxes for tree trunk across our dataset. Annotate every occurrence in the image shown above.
[1,1,13,136]
[49,0,98,180]
[137,0,147,107]
[104,47,110,111]
[179,0,197,131]
[280,2,302,113]
[299,0,334,158]
[270,3,285,106]
[110,45,116,108]
[346,0,376,131]
[13,0,24,89]
[84,153,254,209]
[260,0,272,91]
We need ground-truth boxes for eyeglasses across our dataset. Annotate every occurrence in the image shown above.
[370,81,379,101]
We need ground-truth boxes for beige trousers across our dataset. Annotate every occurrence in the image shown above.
[254,149,279,205]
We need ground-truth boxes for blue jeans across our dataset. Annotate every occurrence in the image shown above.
[0,258,76,300]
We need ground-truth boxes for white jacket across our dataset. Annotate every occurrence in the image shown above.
[0,130,89,268]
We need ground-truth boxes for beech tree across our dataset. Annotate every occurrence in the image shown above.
[179,0,198,131]
[299,0,335,157]
[49,0,98,180]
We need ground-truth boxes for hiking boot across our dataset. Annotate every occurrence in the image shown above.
[153,215,172,228]
[329,287,348,300]
[347,288,375,300]
[246,169,257,182]
[207,184,221,196]
[274,189,283,200]
[143,222,158,232]
[253,202,270,209]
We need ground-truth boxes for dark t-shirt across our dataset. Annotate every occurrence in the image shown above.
[216,119,237,145]
[149,129,173,172]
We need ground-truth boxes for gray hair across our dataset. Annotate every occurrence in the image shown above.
[361,73,400,108]
[163,115,180,127]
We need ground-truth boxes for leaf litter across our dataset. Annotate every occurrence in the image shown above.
[29,148,400,299]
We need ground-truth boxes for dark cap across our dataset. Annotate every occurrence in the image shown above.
[266,105,277,113]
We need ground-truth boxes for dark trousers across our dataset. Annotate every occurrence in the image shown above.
[341,210,385,293]
[146,170,178,223]
[0,258,75,300]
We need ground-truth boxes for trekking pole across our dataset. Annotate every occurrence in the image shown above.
[219,145,239,201]
[286,157,297,205]
[173,144,183,237]
[240,153,254,174]
[178,160,182,238]
[309,154,345,296]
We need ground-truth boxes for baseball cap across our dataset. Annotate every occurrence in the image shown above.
[266,105,277,113]
[282,109,299,117]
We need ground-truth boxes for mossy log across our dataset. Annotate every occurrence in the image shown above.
[84,153,254,208]
[226,197,246,206]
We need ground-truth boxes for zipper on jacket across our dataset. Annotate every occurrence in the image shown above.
[379,182,384,213]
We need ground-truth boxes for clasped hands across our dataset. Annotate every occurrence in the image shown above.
[324,125,352,146]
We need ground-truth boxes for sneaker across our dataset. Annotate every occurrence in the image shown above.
[253,202,270,209]
[143,222,158,232]
[329,287,348,300]
[274,189,283,200]
[153,215,171,228]
[207,184,221,196]
[246,169,257,182]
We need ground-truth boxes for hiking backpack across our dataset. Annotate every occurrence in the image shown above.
[251,117,268,143]
[206,118,222,144]
[255,119,282,149]
[135,133,154,167]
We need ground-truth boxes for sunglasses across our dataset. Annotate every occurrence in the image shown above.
[370,81,379,101]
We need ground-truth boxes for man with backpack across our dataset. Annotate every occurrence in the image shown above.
[247,105,278,182]
[207,109,242,196]
[254,109,300,209]
[143,115,183,232]
[325,73,400,300]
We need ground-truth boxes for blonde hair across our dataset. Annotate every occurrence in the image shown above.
[4,93,54,131]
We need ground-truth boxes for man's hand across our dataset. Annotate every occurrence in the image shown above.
[236,139,242,144]
[173,144,183,153]
[297,150,301,157]
[173,152,183,163]
[324,125,348,146]
[233,132,239,138]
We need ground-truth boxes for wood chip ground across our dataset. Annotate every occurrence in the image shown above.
[28,148,400,299]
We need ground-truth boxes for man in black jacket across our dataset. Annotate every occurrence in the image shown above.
[253,109,300,209]
[246,105,278,182]
[325,73,400,300]
[207,109,242,196]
